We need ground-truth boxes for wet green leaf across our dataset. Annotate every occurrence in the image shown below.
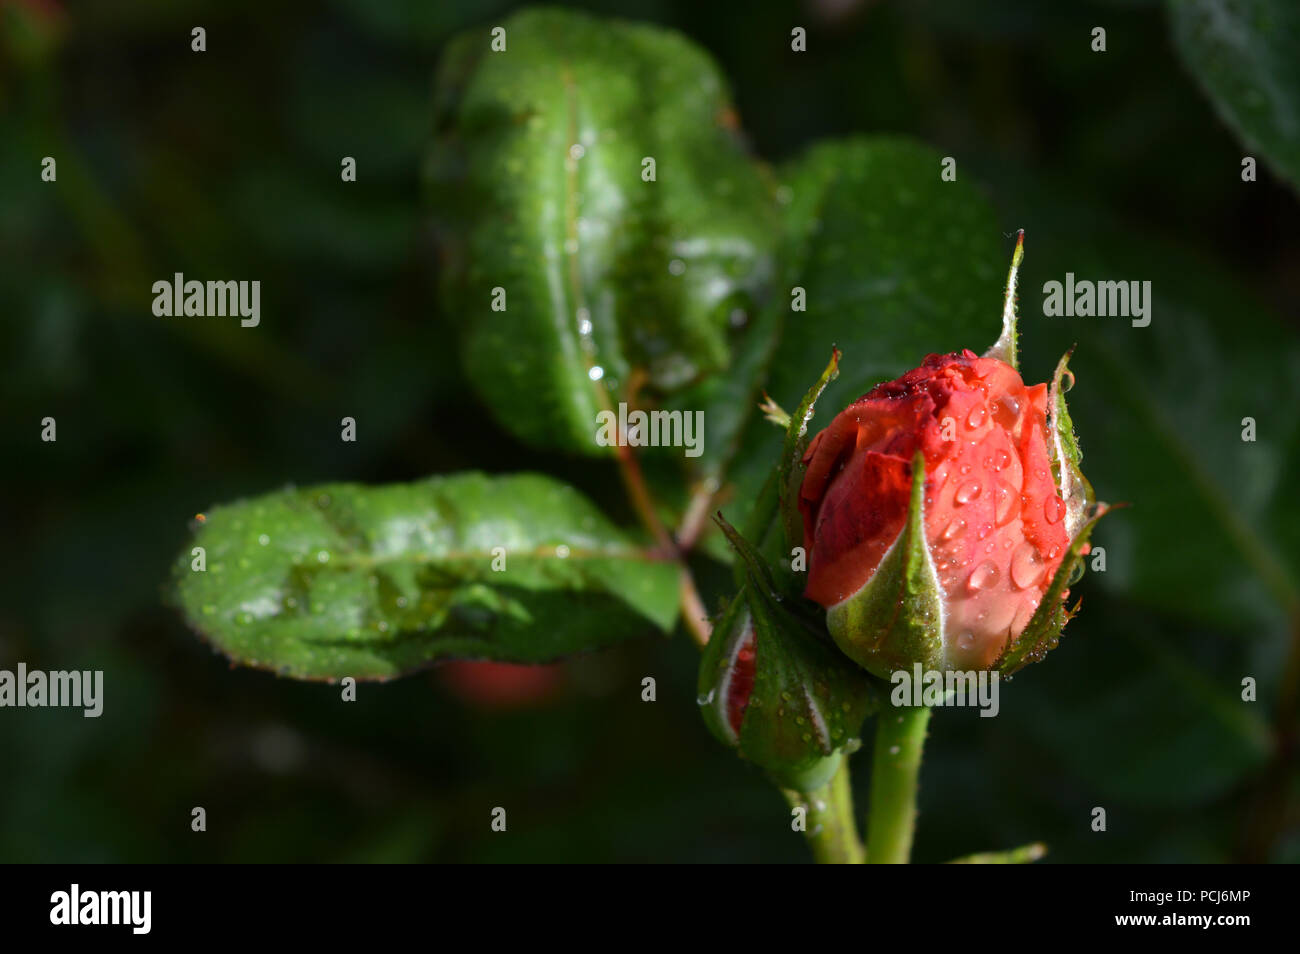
[173,473,680,680]
[427,8,779,453]
[1168,0,1300,190]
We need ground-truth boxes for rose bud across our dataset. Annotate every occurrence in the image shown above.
[796,233,1105,676]
[698,518,877,790]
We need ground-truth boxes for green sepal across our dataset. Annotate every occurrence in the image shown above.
[995,504,1113,675]
[983,229,1024,370]
[825,451,946,678]
[696,586,753,748]
[1046,348,1095,539]
[698,515,879,790]
[778,347,841,552]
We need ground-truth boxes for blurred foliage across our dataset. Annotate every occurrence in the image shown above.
[1,0,1297,862]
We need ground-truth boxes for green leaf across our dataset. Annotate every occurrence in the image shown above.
[427,8,779,453]
[173,473,680,680]
[720,136,1007,528]
[825,452,946,678]
[1168,0,1300,191]
[971,164,1291,807]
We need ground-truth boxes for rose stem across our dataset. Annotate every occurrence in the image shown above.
[866,705,932,864]
[784,758,865,864]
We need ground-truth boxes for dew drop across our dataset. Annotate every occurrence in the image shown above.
[976,522,993,541]
[993,394,1021,428]
[993,480,1017,525]
[994,450,1012,472]
[967,560,1000,592]
[588,366,604,381]
[317,550,330,564]
[889,745,901,756]
[1045,496,1065,524]
[966,405,987,428]
[258,534,270,546]
[941,518,966,541]
[1010,542,1044,589]
[956,631,976,650]
[555,544,571,559]
[954,480,982,505]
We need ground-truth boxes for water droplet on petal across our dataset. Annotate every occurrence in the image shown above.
[1045,496,1065,524]
[994,450,1012,472]
[993,394,1021,428]
[955,480,982,505]
[1010,542,1044,589]
[956,631,976,650]
[967,560,1000,592]
[941,518,965,541]
[993,480,1017,525]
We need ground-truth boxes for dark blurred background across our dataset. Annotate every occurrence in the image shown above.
[2,0,1297,862]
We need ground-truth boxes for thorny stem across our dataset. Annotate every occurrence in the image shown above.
[675,477,723,552]
[677,566,712,649]
[605,374,714,647]
[866,705,932,864]
[784,757,865,864]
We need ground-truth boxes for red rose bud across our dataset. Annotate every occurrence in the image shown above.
[698,519,878,790]
[797,233,1104,676]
